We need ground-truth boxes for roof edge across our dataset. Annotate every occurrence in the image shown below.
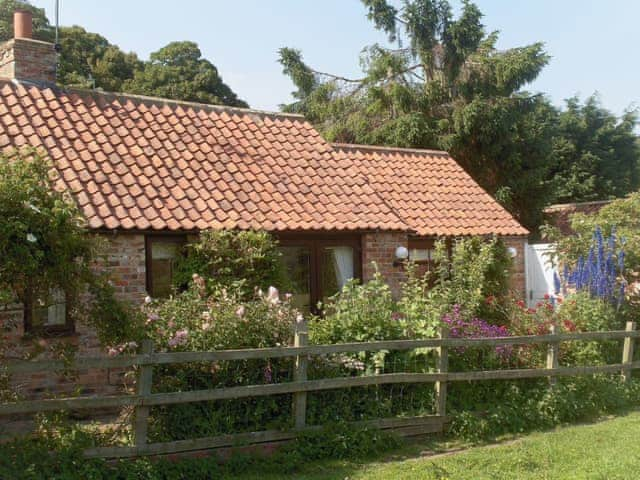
[544,199,613,213]
[333,142,449,156]
[24,81,307,120]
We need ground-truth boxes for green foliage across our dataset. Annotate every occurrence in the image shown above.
[123,41,247,107]
[0,1,247,107]
[450,376,640,442]
[279,0,555,230]
[278,1,639,231]
[173,229,288,297]
[85,275,145,347]
[310,271,399,344]
[555,293,622,366]
[0,149,94,316]
[430,236,512,323]
[0,1,52,43]
[0,420,400,479]
[0,149,141,352]
[549,95,639,204]
[544,193,640,316]
[56,26,142,92]
[139,282,298,440]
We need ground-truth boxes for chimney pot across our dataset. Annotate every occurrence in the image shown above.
[14,9,33,39]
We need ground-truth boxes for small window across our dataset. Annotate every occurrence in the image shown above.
[24,288,73,335]
[146,236,186,298]
[409,238,437,264]
[409,248,434,263]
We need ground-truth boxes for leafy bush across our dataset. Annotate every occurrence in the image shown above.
[136,280,299,440]
[172,229,289,297]
[310,271,399,345]
[0,149,95,325]
[450,376,640,442]
[0,149,137,350]
[0,419,400,480]
[443,305,514,372]
[430,236,513,323]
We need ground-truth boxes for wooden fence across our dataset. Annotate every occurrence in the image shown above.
[1,320,639,459]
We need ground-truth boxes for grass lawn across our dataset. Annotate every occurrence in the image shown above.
[231,411,640,480]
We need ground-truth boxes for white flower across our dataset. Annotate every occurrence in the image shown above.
[267,286,279,304]
[236,305,245,318]
[25,202,41,214]
[26,233,37,243]
[202,322,211,331]
[201,311,211,320]
[144,296,152,304]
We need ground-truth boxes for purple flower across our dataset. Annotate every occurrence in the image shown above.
[168,329,189,348]
[442,306,513,360]
[562,226,626,305]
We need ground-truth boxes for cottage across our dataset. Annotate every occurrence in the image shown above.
[0,11,527,387]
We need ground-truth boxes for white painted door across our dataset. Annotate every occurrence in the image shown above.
[525,243,558,307]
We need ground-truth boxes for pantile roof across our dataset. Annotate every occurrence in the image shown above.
[333,143,528,236]
[0,79,527,236]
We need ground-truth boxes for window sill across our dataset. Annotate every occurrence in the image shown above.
[22,328,78,341]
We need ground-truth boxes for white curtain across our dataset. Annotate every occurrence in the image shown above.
[331,247,354,289]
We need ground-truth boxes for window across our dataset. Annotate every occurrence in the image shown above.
[278,235,361,314]
[409,238,436,264]
[146,235,186,298]
[24,288,73,335]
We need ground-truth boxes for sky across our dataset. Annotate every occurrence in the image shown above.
[30,0,639,117]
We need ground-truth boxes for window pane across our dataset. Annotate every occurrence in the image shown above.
[32,289,66,327]
[320,246,354,303]
[150,241,181,298]
[410,248,433,262]
[279,246,311,313]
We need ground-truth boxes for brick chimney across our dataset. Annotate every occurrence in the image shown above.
[0,9,57,85]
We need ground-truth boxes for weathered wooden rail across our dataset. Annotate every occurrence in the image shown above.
[1,321,638,459]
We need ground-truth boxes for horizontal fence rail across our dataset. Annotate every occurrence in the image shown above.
[5,330,640,374]
[1,322,638,458]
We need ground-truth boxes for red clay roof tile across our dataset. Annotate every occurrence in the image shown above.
[0,80,525,236]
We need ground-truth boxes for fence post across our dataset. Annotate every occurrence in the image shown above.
[434,325,448,417]
[293,317,308,429]
[133,339,154,447]
[622,321,636,383]
[546,323,559,387]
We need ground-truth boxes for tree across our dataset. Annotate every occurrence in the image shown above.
[0,0,52,42]
[279,0,556,230]
[549,95,639,204]
[0,1,247,107]
[56,26,141,92]
[124,41,248,107]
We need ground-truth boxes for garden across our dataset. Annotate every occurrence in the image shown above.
[2,153,640,478]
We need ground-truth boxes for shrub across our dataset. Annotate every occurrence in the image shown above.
[0,420,401,480]
[0,149,95,328]
[137,280,299,440]
[450,376,640,441]
[0,149,137,351]
[430,236,513,323]
[172,229,289,296]
[309,270,399,345]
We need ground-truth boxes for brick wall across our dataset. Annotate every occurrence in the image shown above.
[362,232,409,298]
[95,233,147,305]
[0,38,57,84]
[0,233,146,400]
